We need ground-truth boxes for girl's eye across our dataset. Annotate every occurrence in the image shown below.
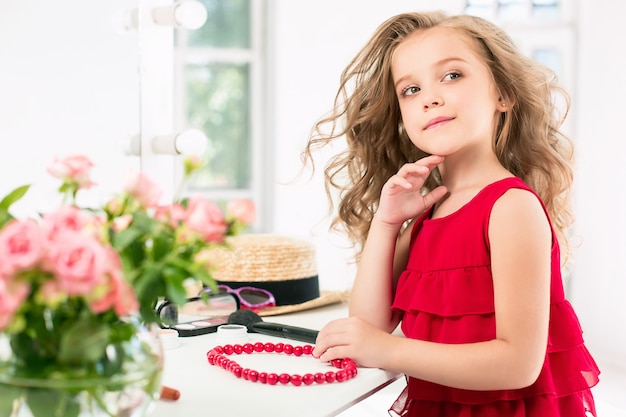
[401,86,420,97]
[443,72,461,81]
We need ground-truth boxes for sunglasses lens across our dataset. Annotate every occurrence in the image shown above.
[239,289,270,305]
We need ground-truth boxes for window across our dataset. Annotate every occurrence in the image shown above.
[465,0,562,21]
[173,0,265,225]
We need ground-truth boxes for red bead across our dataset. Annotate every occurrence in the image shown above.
[264,343,275,353]
[342,359,355,369]
[253,342,264,352]
[290,374,303,386]
[331,359,342,368]
[258,372,267,384]
[223,344,234,354]
[293,346,303,356]
[314,372,326,384]
[232,366,242,378]
[249,370,259,382]
[283,344,293,354]
[278,373,290,384]
[214,346,224,354]
[267,373,279,385]
[242,343,254,354]
[336,370,347,382]
[274,343,284,353]
[302,373,315,385]
[242,368,250,380]
[302,345,313,355]
[233,344,243,354]
[325,371,336,383]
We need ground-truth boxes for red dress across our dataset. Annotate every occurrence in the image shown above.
[390,177,600,417]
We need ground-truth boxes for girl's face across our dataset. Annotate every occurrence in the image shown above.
[392,26,504,158]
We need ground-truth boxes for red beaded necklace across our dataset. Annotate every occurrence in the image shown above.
[206,342,358,386]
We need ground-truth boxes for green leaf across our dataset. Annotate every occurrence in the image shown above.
[26,388,80,417]
[163,268,188,306]
[152,231,175,261]
[111,227,143,252]
[133,267,162,300]
[0,184,30,211]
[58,321,110,366]
[131,211,158,232]
[0,185,30,227]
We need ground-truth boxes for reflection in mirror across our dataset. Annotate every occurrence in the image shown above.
[157,293,239,337]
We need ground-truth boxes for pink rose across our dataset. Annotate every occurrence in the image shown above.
[45,230,108,296]
[0,219,45,275]
[155,203,186,228]
[105,196,124,217]
[227,199,256,224]
[112,214,133,232]
[90,250,138,316]
[47,155,95,189]
[123,171,162,208]
[42,206,92,241]
[0,279,30,330]
[185,196,227,242]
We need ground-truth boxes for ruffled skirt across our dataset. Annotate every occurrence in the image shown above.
[390,267,600,417]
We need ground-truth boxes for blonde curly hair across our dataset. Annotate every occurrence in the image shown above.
[302,11,574,261]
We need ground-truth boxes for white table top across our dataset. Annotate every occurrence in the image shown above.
[151,302,400,417]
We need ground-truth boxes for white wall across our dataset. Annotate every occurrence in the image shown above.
[0,0,140,213]
[569,0,626,405]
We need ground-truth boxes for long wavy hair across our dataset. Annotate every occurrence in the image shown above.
[302,11,574,261]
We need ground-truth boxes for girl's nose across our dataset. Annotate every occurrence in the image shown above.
[422,95,442,110]
[420,86,443,110]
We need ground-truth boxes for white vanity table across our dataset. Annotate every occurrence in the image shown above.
[151,302,400,417]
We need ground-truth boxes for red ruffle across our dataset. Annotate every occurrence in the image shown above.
[390,267,600,416]
[390,388,598,417]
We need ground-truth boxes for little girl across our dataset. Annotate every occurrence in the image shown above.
[306,11,600,417]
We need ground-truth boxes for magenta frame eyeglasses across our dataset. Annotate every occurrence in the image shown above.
[216,284,276,310]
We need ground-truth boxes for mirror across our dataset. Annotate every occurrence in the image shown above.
[157,292,239,337]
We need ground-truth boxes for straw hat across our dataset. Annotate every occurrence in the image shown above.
[210,234,349,316]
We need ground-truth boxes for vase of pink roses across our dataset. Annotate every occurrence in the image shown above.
[0,155,255,417]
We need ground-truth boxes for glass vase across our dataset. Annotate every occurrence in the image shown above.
[0,317,163,417]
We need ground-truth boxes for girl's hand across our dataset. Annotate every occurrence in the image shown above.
[312,317,394,369]
[376,155,448,227]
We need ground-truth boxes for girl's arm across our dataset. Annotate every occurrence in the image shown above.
[348,216,408,333]
[316,188,552,391]
[348,155,447,333]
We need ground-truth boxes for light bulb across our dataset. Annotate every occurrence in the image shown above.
[152,1,208,30]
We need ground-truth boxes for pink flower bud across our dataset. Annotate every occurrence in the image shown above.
[227,199,256,224]
[47,155,95,189]
[185,196,228,242]
[122,171,163,209]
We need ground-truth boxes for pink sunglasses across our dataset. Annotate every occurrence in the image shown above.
[209,284,276,311]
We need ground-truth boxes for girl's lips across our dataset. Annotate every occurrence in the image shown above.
[424,116,454,130]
